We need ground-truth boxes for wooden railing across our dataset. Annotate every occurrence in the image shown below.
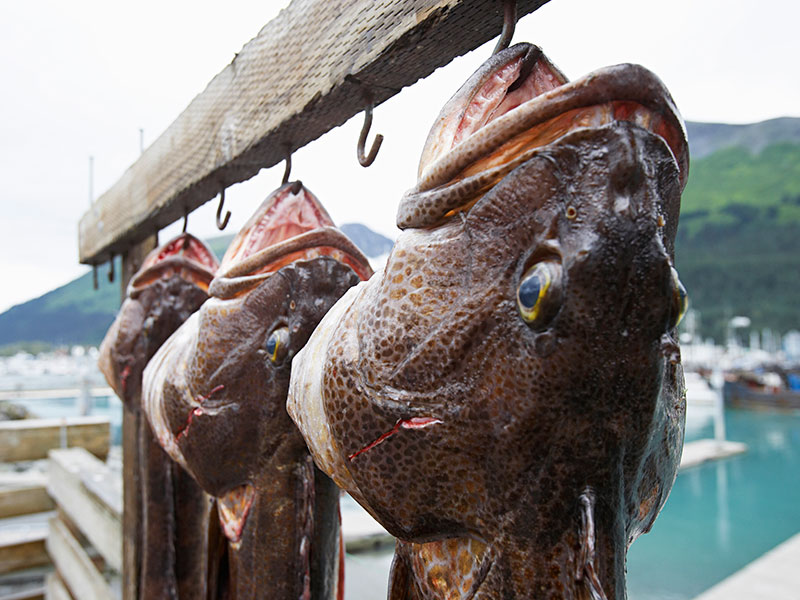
[0,417,113,600]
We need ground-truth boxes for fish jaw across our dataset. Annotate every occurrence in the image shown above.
[129,233,219,294]
[399,44,688,229]
[98,233,218,407]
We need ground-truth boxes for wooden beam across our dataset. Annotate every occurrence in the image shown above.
[0,587,46,600]
[118,239,155,600]
[0,482,55,519]
[45,573,72,600]
[0,417,110,463]
[0,530,49,575]
[78,0,550,264]
[47,449,122,573]
[46,518,115,600]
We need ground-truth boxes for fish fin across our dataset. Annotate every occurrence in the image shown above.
[387,549,422,600]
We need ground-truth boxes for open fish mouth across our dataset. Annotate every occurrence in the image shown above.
[210,182,373,298]
[128,232,218,294]
[400,43,688,228]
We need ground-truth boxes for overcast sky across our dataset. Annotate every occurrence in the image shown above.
[0,0,798,315]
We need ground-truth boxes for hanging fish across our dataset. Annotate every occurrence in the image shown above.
[143,183,373,599]
[288,43,689,599]
[98,232,221,599]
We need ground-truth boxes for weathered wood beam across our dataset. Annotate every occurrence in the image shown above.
[47,449,122,573]
[0,530,49,575]
[0,482,54,519]
[45,573,72,600]
[0,417,110,463]
[46,517,115,600]
[78,0,550,265]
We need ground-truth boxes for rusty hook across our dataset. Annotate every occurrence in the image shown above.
[492,0,517,55]
[108,254,115,283]
[282,147,292,184]
[357,99,383,167]
[216,189,230,230]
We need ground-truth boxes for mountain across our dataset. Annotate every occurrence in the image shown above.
[0,224,392,351]
[677,118,800,342]
[685,118,800,159]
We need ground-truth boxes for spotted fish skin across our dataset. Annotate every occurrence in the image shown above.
[289,45,688,599]
[98,233,220,599]
[143,184,372,599]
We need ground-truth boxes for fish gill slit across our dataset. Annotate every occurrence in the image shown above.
[347,417,442,461]
[174,384,225,441]
[576,489,608,600]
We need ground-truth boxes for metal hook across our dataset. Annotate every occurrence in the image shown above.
[182,208,188,233]
[492,0,517,55]
[108,254,115,283]
[216,189,230,230]
[282,147,292,185]
[357,99,383,167]
[92,265,98,290]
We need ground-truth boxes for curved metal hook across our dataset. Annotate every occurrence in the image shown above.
[216,189,230,230]
[107,254,115,283]
[492,0,517,55]
[182,208,188,233]
[282,148,292,185]
[357,101,383,167]
[92,265,98,291]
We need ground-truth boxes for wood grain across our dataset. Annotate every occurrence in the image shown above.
[0,417,110,462]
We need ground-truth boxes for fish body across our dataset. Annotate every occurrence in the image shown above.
[98,233,220,599]
[289,44,689,599]
[143,183,372,599]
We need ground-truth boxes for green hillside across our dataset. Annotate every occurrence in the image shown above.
[675,142,800,342]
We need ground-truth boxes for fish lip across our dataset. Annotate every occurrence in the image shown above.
[420,62,687,188]
[128,233,219,294]
[209,183,374,298]
[399,44,687,231]
[209,226,374,299]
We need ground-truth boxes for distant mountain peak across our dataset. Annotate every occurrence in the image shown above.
[686,117,800,159]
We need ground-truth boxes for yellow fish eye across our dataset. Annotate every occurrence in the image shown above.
[265,326,290,363]
[670,267,689,329]
[517,261,561,326]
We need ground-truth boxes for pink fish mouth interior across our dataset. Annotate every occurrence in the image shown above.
[418,44,688,194]
[212,184,372,297]
[131,233,219,292]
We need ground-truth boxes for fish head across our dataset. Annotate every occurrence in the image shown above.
[143,183,373,504]
[289,44,688,594]
[97,233,218,408]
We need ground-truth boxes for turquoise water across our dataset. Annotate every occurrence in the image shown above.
[627,408,800,599]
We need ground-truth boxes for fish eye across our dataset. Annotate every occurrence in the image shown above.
[517,261,562,326]
[669,268,689,329]
[265,326,290,363]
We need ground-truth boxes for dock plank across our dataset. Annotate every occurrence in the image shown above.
[47,449,121,573]
[693,532,800,600]
[46,518,114,600]
[0,418,110,462]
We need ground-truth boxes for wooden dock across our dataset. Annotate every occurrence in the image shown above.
[693,532,800,600]
[679,438,748,470]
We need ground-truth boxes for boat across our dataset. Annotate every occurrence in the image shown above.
[723,369,800,411]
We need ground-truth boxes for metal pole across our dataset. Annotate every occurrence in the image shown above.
[89,155,94,207]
